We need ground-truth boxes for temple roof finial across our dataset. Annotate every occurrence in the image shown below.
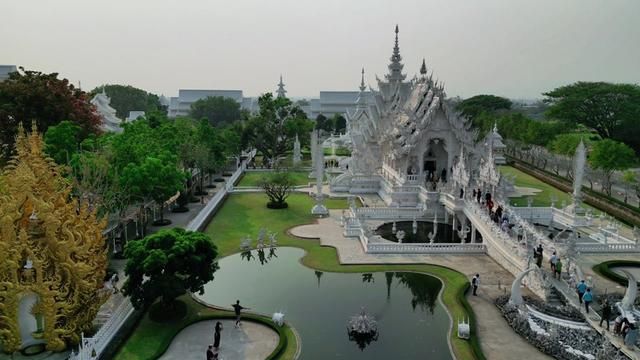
[385,25,406,83]
[420,58,427,76]
[360,67,366,92]
[276,75,286,98]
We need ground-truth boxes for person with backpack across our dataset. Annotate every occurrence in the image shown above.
[582,288,593,313]
[471,274,480,296]
[600,299,612,331]
[576,280,587,304]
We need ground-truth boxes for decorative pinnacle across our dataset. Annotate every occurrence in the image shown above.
[420,58,427,76]
[360,67,366,92]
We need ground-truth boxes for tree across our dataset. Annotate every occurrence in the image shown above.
[588,139,636,196]
[0,68,101,161]
[621,170,638,204]
[244,93,313,165]
[190,96,241,127]
[120,153,185,225]
[259,171,294,209]
[456,94,512,120]
[332,114,347,133]
[544,82,640,153]
[44,120,81,165]
[91,84,164,119]
[547,134,586,156]
[315,114,328,131]
[122,228,219,310]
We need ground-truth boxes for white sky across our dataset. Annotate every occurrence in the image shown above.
[2,0,639,99]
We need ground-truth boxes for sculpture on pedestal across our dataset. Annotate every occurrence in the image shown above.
[0,124,108,352]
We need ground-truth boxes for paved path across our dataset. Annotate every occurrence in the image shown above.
[159,320,279,360]
[290,210,550,359]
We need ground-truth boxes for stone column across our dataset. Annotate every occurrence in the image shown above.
[452,216,457,242]
[471,224,477,243]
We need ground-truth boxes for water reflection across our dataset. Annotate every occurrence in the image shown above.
[240,247,278,265]
[200,248,451,359]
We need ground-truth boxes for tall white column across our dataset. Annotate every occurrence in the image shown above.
[471,224,477,243]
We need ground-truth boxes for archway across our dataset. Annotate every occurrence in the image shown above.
[423,139,448,181]
[18,293,41,348]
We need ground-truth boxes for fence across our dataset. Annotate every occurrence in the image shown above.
[68,295,134,360]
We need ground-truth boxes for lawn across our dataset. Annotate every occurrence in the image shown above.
[116,193,481,360]
[114,296,293,360]
[237,171,312,187]
[500,166,573,207]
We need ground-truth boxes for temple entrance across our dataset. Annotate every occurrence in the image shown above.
[423,160,436,180]
[423,139,449,182]
[18,293,39,347]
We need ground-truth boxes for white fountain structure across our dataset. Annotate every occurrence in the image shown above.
[311,130,329,216]
[292,134,302,166]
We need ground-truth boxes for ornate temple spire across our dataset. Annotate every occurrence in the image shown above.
[276,75,287,98]
[356,68,368,108]
[385,25,406,83]
[420,58,427,77]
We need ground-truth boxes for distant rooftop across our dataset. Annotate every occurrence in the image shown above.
[0,65,17,81]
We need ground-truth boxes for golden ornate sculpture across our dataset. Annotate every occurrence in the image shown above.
[0,124,108,352]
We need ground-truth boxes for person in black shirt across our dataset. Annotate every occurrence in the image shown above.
[232,300,250,327]
[206,345,215,360]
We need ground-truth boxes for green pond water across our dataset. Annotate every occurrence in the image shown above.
[197,247,452,359]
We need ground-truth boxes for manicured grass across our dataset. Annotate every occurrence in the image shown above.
[204,193,482,360]
[500,166,573,207]
[237,171,311,187]
[114,295,293,360]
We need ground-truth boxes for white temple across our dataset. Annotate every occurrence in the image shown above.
[276,75,287,98]
[484,123,507,165]
[331,25,479,207]
[91,90,125,133]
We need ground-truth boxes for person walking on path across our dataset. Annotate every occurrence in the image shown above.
[213,321,223,350]
[600,299,612,331]
[577,280,587,304]
[549,251,558,273]
[232,300,250,327]
[582,288,593,313]
[554,258,563,280]
[471,274,480,296]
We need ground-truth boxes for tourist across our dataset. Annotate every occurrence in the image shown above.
[232,300,250,327]
[621,317,631,337]
[472,189,476,199]
[554,258,563,279]
[535,244,543,268]
[471,274,480,296]
[110,272,119,294]
[441,168,447,182]
[614,315,624,335]
[459,188,464,199]
[599,299,611,331]
[213,321,223,350]
[582,288,593,313]
[476,188,481,203]
[576,280,587,304]
[549,251,558,273]
[207,344,215,360]
[624,323,637,348]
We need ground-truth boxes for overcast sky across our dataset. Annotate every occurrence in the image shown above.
[2,0,639,99]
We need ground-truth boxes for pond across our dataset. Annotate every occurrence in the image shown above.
[196,247,452,360]
[375,221,473,243]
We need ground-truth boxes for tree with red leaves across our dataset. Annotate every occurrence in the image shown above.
[0,67,101,161]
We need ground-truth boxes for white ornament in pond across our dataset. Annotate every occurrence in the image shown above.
[396,230,405,243]
[272,312,285,326]
[457,317,470,339]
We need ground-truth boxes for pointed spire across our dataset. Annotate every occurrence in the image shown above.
[356,68,368,108]
[276,75,286,98]
[385,25,406,83]
[420,58,427,76]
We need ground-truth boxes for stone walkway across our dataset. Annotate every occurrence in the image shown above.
[289,210,551,360]
[158,320,279,360]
